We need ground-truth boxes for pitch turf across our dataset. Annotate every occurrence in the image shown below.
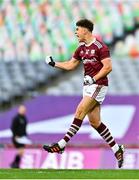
[0,169,139,179]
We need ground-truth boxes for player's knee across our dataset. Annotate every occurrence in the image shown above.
[75,107,86,119]
[90,120,101,129]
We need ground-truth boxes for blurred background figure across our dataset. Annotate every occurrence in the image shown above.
[10,105,31,168]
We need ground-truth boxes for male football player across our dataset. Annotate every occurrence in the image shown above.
[43,19,124,168]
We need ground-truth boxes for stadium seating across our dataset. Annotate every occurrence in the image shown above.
[0,0,138,61]
[0,0,139,107]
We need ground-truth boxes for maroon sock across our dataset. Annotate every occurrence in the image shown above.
[95,122,116,147]
[63,118,83,142]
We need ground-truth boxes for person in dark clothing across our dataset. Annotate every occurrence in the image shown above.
[10,105,31,168]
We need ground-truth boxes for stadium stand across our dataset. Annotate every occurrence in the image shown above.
[0,0,139,108]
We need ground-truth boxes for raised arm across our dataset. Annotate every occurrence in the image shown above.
[45,56,80,70]
[55,58,80,70]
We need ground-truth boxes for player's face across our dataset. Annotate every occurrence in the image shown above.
[75,26,87,42]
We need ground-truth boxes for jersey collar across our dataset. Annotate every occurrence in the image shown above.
[85,38,96,47]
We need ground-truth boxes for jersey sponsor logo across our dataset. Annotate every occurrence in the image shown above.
[83,58,97,64]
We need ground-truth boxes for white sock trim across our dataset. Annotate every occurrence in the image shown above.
[58,139,67,148]
[111,144,119,154]
[100,128,108,135]
[72,124,80,129]
[65,134,71,139]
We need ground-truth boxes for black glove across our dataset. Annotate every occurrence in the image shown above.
[45,56,55,67]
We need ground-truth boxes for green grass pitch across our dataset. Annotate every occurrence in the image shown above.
[0,169,139,179]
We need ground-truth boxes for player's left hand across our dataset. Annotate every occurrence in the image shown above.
[84,75,96,85]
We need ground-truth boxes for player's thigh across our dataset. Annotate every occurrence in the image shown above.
[75,96,98,119]
[88,104,101,128]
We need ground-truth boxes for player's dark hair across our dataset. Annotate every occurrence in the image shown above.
[76,19,94,32]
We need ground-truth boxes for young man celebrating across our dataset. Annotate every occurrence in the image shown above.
[43,19,124,168]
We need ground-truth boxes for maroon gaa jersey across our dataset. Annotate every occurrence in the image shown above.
[73,38,110,86]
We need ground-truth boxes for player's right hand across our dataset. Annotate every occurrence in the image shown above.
[45,56,55,67]
[84,75,96,85]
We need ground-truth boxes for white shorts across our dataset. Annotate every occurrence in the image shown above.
[83,84,108,104]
